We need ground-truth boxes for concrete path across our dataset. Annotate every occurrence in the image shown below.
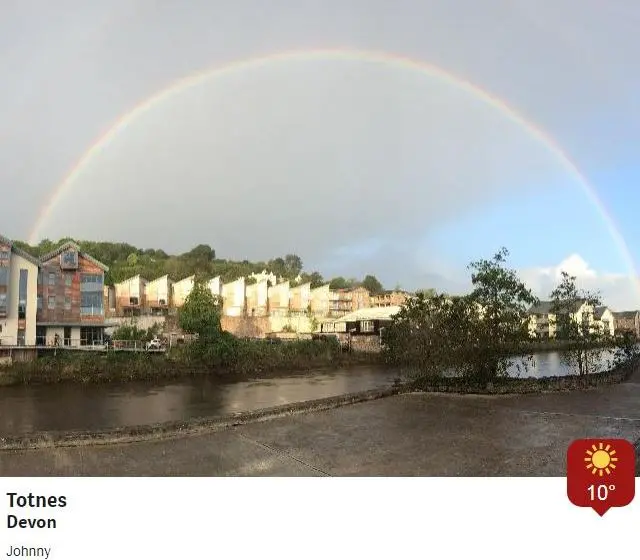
[2,375,640,476]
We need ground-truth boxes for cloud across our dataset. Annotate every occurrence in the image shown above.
[519,254,639,311]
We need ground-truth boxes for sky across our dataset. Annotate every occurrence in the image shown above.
[2,0,639,309]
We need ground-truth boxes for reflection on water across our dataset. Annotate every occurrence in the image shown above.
[0,350,621,436]
[0,366,401,435]
[508,349,617,378]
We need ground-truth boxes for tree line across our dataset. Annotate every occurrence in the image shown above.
[14,238,387,293]
[382,247,638,380]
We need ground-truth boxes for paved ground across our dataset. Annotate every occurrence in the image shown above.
[2,373,640,476]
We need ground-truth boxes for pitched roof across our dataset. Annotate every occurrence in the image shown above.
[613,310,639,319]
[594,306,610,319]
[529,299,586,315]
[39,241,109,271]
[0,234,40,266]
[528,301,554,314]
[324,306,401,323]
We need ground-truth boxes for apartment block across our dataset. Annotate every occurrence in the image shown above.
[37,241,109,346]
[0,236,39,346]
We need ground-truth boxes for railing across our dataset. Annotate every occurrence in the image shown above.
[80,306,104,316]
[0,336,165,352]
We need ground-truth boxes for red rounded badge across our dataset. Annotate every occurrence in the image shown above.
[567,438,635,516]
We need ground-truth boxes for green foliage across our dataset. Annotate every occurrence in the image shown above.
[383,248,538,382]
[296,271,325,288]
[178,280,222,342]
[111,322,161,342]
[329,276,353,289]
[306,305,319,332]
[549,271,607,375]
[361,274,384,294]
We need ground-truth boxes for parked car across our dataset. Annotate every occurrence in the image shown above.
[146,337,163,350]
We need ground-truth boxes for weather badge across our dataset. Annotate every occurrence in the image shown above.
[567,438,635,516]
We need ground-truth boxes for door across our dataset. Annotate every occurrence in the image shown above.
[64,327,71,346]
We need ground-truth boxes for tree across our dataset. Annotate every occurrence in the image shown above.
[283,254,303,278]
[361,274,384,294]
[178,279,222,343]
[299,271,324,288]
[182,244,215,262]
[549,271,603,375]
[382,248,538,382]
[466,247,538,379]
[329,276,352,290]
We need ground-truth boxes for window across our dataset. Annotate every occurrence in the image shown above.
[48,296,56,309]
[361,320,374,333]
[64,296,71,310]
[18,269,27,319]
[17,329,25,346]
[81,292,103,315]
[0,268,7,286]
[80,327,103,346]
[37,296,42,310]
[48,272,56,285]
[0,251,9,260]
[65,274,73,286]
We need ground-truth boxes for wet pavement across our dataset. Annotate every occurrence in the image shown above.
[2,370,640,476]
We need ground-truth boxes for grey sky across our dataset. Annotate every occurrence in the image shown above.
[2,1,639,295]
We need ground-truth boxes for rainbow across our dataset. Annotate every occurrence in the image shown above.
[28,47,638,286]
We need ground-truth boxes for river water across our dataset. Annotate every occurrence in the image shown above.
[0,350,619,436]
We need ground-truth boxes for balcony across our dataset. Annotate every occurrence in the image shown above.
[80,306,104,316]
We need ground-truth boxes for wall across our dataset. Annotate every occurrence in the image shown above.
[172,276,194,307]
[268,315,314,334]
[310,284,330,316]
[105,315,166,334]
[146,276,171,307]
[267,281,289,317]
[1,253,38,346]
[290,283,311,312]
[221,316,270,338]
[245,280,268,316]
[208,277,222,298]
[222,277,246,316]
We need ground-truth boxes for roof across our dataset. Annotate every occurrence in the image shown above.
[324,306,402,323]
[529,299,586,315]
[594,306,611,319]
[0,234,41,266]
[148,274,172,284]
[614,311,639,319]
[39,241,109,271]
[174,274,196,284]
[114,274,148,286]
[528,301,554,314]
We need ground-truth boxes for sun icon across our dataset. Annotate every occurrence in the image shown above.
[584,442,618,476]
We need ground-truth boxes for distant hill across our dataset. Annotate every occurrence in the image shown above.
[14,238,386,293]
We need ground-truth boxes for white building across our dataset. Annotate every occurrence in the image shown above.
[0,236,39,346]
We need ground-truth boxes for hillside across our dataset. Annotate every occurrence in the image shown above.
[14,238,386,293]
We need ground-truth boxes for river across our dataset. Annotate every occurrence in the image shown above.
[0,350,620,436]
